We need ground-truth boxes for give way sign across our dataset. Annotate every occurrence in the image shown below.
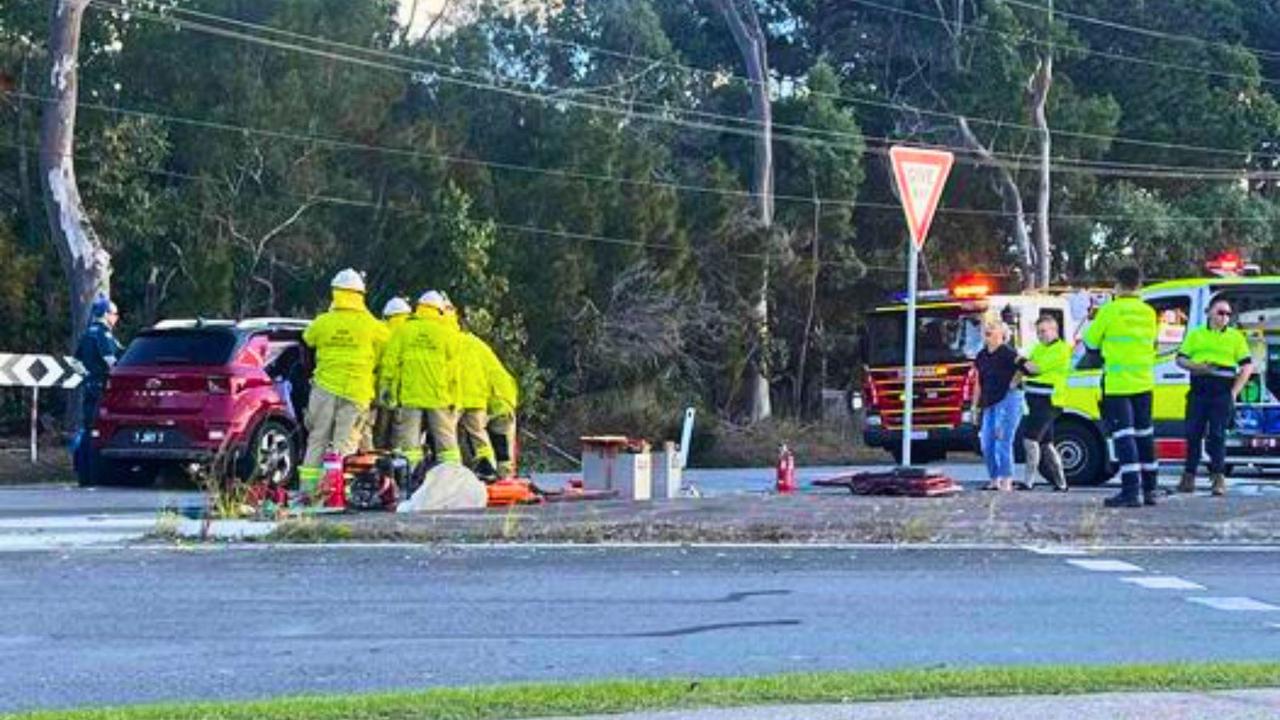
[889,146,955,250]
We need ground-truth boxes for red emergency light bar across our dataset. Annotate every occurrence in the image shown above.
[949,274,993,299]
[1207,252,1243,274]
[1206,252,1259,277]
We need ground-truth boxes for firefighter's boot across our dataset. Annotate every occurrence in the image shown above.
[1211,473,1227,497]
[1177,472,1196,494]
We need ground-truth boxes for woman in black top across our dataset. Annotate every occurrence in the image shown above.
[972,320,1028,492]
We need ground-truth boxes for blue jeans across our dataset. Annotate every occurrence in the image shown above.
[980,390,1023,480]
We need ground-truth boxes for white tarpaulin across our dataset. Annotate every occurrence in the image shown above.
[396,463,487,513]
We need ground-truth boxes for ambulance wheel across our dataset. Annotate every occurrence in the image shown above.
[1055,420,1107,487]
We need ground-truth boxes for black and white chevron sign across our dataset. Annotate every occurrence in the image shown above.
[0,354,86,389]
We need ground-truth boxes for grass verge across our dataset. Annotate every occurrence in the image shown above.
[10,662,1280,720]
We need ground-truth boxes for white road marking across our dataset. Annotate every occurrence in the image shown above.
[1022,545,1088,556]
[1067,559,1144,573]
[1121,576,1206,591]
[0,515,157,530]
[1188,597,1280,612]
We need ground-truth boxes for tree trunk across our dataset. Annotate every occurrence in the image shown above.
[16,50,38,248]
[1030,1,1054,289]
[957,117,1034,288]
[795,190,820,418]
[40,0,111,348]
[715,0,773,423]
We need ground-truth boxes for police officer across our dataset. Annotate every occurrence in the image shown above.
[74,296,124,429]
[1084,266,1159,508]
[1176,298,1253,496]
[1020,314,1070,491]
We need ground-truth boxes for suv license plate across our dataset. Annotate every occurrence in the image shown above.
[134,430,166,445]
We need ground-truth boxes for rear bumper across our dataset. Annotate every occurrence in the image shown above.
[863,423,979,452]
[98,446,216,462]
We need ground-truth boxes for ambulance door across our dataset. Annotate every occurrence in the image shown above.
[1144,290,1199,425]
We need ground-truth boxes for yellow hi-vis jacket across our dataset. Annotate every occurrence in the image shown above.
[1025,339,1072,404]
[487,350,519,418]
[302,289,389,407]
[376,313,410,405]
[458,332,495,411]
[1083,294,1157,396]
[384,306,460,410]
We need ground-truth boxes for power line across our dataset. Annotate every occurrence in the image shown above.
[1002,0,1280,63]
[846,0,1280,88]
[7,95,1274,227]
[479,19,1277,163]
[92,0,1280,181]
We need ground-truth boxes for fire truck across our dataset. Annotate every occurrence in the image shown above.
[860,275,1090,466]
[862,255,1280,487]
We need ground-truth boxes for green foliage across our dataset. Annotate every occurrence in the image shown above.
[3,0,1280,433]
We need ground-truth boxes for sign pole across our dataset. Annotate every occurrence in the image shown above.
[30,387,38,464]
[888,145,954,471]
[901,243,919,467]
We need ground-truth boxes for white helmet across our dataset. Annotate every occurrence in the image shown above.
[440,291,456,311]
[381,297,411,318]
[331,268,366,293]
[417,290,447,311]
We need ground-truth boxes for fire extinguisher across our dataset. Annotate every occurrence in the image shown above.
[322,446,346,510]
[776,443,797,494]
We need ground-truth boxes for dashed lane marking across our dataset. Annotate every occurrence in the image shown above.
[1188,597,1280,612]
[1121,576,1206,591]
[1022,545,1088,556]
[1066,559,1144,573]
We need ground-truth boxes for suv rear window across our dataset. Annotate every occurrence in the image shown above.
[118,331,239,367]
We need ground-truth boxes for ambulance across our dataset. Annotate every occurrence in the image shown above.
[1056,256,1280,486]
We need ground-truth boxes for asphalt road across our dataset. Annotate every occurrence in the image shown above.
[3,545,1279,713]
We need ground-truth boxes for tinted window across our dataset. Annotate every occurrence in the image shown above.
[865,310,985,366]
[118,331,239,367]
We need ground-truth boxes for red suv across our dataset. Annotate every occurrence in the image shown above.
[87,318,313,487]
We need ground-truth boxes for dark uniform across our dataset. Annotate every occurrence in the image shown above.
[1177,325,1252,493]
[74,318,124,430]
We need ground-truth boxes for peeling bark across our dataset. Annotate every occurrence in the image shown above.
[1030,0,1054,288]
[39,0,111,351]
[957,117,1034,287]
[715,0,773,423]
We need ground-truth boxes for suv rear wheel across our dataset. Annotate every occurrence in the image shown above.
[235,419,300,487]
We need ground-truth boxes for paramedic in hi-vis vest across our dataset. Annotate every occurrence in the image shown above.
[1020,314,1071,491]
[1084,266,1159,509]
[1176,298,1253,497]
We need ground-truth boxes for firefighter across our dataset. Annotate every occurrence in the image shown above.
[1176,298,1253,496]
[1084,266,1159,508]
[387,290,462,469]
[485,338,520,480]
[300,269,390,502]
[365,297,412,451]
[456,308,500,481]
[1020,314,1070,491]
